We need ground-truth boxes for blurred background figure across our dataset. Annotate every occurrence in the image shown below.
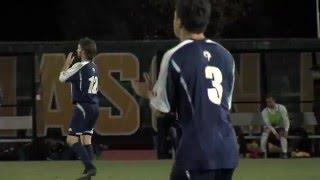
[0,85,3,105]
[260,95,290,158]
[131,52,181,159]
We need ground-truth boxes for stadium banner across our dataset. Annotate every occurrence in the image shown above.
[37,52,264,138]
[0,39,316,147]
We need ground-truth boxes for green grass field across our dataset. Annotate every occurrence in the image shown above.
[0,159,319,180]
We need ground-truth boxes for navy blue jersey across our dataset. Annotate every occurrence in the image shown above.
[59,61,99,105]
[151,39,238,170]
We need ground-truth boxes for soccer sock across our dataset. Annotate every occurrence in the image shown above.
[84,144,94,161]
[260,132,269,153]
[71,142,94,169]
[280,137,288,153]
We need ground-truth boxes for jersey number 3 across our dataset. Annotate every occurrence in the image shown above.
[205,66,223,105]
[88,76,98,94]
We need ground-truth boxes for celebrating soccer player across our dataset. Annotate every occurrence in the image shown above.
[59,37,99,180]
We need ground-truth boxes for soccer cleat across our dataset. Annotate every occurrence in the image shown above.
[77,168,96,180]
[81,168,93,180]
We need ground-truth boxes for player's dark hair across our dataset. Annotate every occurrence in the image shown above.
[265,94,275,100]
[79,37,97,60]
[175,0,211,33]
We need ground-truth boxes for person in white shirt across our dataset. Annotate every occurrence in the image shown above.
[260,95,290,158]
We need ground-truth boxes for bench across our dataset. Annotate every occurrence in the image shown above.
[231,112,320,155]
[0,116,33,143]
[231,112,320,139]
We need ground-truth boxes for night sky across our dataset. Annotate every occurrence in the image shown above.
[0,0,317,41]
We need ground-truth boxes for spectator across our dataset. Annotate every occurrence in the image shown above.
[260,95,290,158]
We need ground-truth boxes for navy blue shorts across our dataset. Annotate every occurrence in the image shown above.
[68,103,99,136]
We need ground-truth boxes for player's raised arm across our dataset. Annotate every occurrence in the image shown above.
[59,53,83,83]
[62,52,74,71]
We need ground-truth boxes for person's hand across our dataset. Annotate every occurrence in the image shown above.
[274,132,280,140]
[143,72,153,91]
[143,72,156,99]
[61,52,75,71]
[65,52,75,67]
[130,80,148,98]
[130,72,155,98]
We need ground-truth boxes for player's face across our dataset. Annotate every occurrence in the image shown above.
[77,44,82,57]
[173,11,181,39]
[77,44,86,60]
[266,98,276,109]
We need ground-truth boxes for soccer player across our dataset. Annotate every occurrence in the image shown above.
[59,37,99,180]
[145,0,239,179]
[260,95,290,158]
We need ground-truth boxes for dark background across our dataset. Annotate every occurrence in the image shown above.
[0,0,317,41]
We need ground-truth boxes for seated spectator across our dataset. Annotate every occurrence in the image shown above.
[260,95,290,158]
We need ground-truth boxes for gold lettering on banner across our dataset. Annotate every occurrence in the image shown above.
[94,53,140,135]
[39,54,73,136]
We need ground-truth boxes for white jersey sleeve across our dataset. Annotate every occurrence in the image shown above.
[150,40,193,113]
[59,61,88,82]
[150,50,174,113]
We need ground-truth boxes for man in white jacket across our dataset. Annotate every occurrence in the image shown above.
[261,95,290,158]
